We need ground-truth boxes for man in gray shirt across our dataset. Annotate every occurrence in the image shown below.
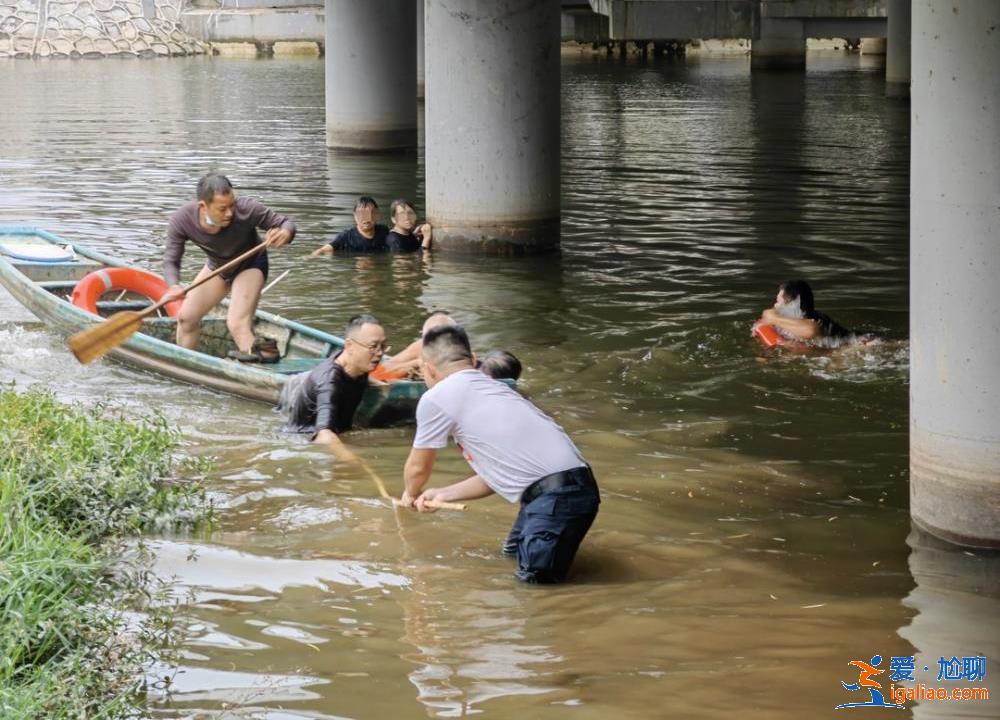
[400,325,600,583]
[163,174,294,360]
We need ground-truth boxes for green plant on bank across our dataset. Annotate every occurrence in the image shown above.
[0,385,213,719]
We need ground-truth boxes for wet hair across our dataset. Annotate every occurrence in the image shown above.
[345,313,382,339]
[389,198,415,220]
[480,350,522,381]
[422,325,473,368]
[197,173,234,204]
[421,310,456,334]
[354,196,378,211]
[778,280,816,314]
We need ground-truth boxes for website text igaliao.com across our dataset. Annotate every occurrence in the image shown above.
[889,683,990,703]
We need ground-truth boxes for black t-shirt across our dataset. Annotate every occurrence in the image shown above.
[386,230,422,252]
[327,225,423,253]
[328,225,390,252]
[279,353,368,434]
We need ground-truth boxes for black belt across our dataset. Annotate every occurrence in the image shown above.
[521,465,596,505]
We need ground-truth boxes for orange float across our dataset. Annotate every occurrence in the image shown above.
[752,322,782,347]
[369,364,408,382]
[71,267,182,318]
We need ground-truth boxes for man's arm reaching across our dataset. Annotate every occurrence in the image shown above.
[414,475,494,512]
[314,428,359,463]
[401,446,437,504]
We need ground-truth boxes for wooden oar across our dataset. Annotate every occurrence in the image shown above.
[67,242,269,364]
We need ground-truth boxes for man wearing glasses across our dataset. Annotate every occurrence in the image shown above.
[278,314,389,460]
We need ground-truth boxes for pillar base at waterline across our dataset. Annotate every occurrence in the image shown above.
[751,19,805,71]
[910,430,1000,549]
[325,127,417,152]
[750,39,806,71]
[430,219,560,254]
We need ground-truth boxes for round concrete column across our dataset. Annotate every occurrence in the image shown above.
[910,0,1000,548]
[886,0,911,97]
[424,0,560,252]
[324,0,416,150]
[751,18,805,71]
[416,0,425,100]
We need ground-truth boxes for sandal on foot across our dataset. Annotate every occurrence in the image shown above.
[255,338,280,363]
[228,347,262,363]
[228,340,280,364]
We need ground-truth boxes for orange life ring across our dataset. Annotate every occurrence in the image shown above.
[71,267,182,318]
[752,322,782,347]
[369,364,409,382]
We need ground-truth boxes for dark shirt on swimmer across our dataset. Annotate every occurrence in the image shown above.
[278,352,368,435]
[164,196,295,286]
[327,225,423,253]
[806,310,851,339]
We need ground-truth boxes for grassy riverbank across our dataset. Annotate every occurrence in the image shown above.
[0,387,211,719]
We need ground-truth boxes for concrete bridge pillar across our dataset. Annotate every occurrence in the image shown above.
[862,38,887,55]
[886,0,911,98]
[324,0,416,150]
[416,0,425,100]
[424,0,560,252]
[751,18,805,71]
[910,0,1000,548]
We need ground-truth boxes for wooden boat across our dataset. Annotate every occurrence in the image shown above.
[0,225,426,426]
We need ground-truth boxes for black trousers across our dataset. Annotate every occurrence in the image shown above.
[503,479,600,584]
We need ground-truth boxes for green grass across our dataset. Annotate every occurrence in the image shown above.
[0,386,212,719]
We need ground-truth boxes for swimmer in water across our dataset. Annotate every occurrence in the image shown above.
[757,280,856,346]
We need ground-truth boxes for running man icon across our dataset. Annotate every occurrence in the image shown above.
[835,655,905,710]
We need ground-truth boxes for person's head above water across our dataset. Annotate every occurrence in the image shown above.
[421,310,457,337]
[389,198,418,233]
[353,196,379,238]
[421,325,474,388]
[197,173,236,229]
[480,350,522,381]
[341,313,387,375]
[776,279,816,318]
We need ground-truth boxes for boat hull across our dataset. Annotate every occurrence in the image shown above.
[0,226,424,425]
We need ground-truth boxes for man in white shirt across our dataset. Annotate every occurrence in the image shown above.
[399,326,600,583]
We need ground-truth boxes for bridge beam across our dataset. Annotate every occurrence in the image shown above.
[324,0,416,150]
[910,0,1000,548]
[425,0,560,252]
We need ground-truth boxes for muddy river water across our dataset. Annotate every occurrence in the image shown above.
[1,52,996,718]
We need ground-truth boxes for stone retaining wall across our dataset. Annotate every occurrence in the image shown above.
[0,0,204,58]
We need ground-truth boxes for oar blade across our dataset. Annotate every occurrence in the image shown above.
[67,311,143,364]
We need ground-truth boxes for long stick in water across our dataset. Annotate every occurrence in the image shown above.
[68,242,269,364]
[261,269,290,295]
[357,456,466,511]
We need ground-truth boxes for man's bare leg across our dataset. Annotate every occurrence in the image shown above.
[228,268,265,353]
[176,266,228,350]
